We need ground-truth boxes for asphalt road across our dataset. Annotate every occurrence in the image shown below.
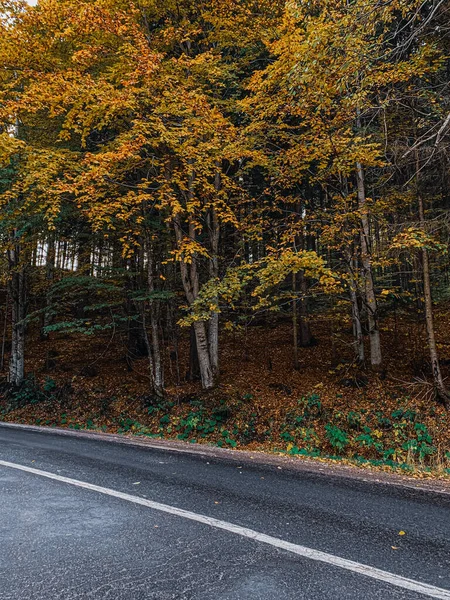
[1,424,450,600]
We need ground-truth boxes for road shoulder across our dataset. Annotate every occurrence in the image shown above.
[1,420,449,497]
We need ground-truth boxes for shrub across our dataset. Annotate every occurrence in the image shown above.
[325,424,349,454]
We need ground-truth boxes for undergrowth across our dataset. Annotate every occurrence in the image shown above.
[3,384,448,477]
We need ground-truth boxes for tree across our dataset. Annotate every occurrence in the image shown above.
[244,0,445,370]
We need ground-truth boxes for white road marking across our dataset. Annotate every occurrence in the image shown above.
[1,459,449,599]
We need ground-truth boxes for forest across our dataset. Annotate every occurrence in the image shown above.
[1,0,450,473]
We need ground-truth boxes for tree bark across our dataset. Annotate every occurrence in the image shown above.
[207,188,220,376]
[7,238,26,386]
[173,163,215,390]
[146,236,164,397]
[298,269,314,347]
[347,254,365,363]
[356,161,382,368]
[41,233,55,340]
[174,212,215,390]
[193,320,214,388]
[292,272,300,370]
[416,156,449,406]
[125,255,147,362]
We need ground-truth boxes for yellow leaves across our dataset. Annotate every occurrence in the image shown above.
[1,0,261,271]
[223,320,242,333]
[71,47,103,68]
[319,274,340,292]
[0,133,25,166]
[0,141,78,231]
[391,228,447,255]
[251,249,340,303]
[246,0,445,199]
[172,238,211,265]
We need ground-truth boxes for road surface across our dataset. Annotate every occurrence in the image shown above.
[1,423,450,599]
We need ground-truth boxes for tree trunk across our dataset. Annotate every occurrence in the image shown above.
[347,255,365,363]
[173,164,215,390]
[420,237,448,405]
[146,236,164,397]
[125,255,147,362]
[292,272,299,370]
[77,233,91,275]
[193,320,214,389]
[298,270,314,347]
[294,200,314,348]
[175,212,215,390]
[7,240,26,386]
[141,304,157,394]
[416,153,449,406]
[356,161,382,368]
[207,187,220,376]
[41,234,55,340]
[75,231,92,319]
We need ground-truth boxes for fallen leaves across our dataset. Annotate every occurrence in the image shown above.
[2,318,450,482]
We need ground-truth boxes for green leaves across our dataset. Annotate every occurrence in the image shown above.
[325,424,349,454]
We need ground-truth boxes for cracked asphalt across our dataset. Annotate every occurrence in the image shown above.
[1,424,450,599]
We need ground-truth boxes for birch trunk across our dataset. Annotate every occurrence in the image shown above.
[7,240,26,386]
[193,320,214,389]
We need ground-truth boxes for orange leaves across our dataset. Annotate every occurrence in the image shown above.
[1,0,161,141]
[0,0,261,271]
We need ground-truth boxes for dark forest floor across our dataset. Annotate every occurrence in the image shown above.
[1,308,450,479]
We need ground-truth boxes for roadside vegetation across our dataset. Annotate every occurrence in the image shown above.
[1,320,449,477]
